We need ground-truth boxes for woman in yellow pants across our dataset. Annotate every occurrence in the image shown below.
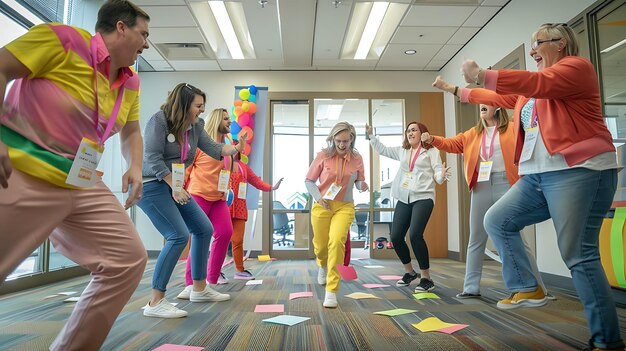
[305,122,368,308]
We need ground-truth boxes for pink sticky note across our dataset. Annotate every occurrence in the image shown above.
[437,324,469,334]
[363,283,390,288]
[335,264,358,280]
[152,345,204,351]
[289,291,313,300]
[378,275,403,280]
[254,304,285,313]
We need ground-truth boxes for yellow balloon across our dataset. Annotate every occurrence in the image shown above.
[242,101,250,112]
[239,89,250,100]
[240,154,249,164]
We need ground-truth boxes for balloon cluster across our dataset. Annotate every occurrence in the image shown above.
[229,85,258,164]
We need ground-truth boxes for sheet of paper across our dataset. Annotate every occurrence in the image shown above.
[412,317,468,334]
[378,275,403,280]
[363,265,385,269]
[262,315,310,326]
[373,308,417,317]
[345,292,379,299]
[363,283,390,288]
[246,280,263,285]
[258,255,272,261]
[335,264,358,280]
[152,344,204,351]
[412,292,440,300]
[254,304,284,313]
[289,292,313,300]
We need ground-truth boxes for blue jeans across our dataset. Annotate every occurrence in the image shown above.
[138,180,213,292]
[484,168,623,349]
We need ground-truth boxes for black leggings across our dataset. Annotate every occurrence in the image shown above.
[390,199,434,269]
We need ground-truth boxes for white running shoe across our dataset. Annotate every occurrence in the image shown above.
[190,285,231,302]
[323,291,338,308]
[317,266,327,286]
[176,285,192,300]
[143,299,188,318]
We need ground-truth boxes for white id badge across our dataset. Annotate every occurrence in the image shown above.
[323,183,342,200]
[519,127,539,163]
[477,161,493,182]
[401,172,414,189]
[66,138,103,188]
[238,182,247,199]
[171,163,185,193]
[218,169,231,192]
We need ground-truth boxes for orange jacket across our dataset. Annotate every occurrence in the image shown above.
[460,56,614,166]
[431,124,518,191]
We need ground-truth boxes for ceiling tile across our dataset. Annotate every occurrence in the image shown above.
[278,0,316,67]
[431,44,464,61]
[313,0,352,60]
[378,43,441,68]
[391,26,457,45]
[242,0,282,60]
[169,60,221,71]
[140,45,165,61]
[147,27,205,44]
[402,5,476,27]
[448,27,481,44]
[481,0,509,5]
[140,6,196,28]
[145,60,173,71]
[463,6,501,27]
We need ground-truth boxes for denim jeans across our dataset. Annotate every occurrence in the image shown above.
[465,172,546,295]
[484,168,623,349]
[138,180,213,292]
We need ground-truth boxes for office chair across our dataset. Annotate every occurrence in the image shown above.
[354,203,369,240]
[273,201,294,246]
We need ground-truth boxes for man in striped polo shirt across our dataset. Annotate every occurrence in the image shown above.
[0,1,149,350]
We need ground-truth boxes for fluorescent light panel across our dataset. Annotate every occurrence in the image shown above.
[601,38,626,54]
[208,1,244,59]
[354,2,389,60]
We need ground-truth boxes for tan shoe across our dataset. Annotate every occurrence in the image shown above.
[496,287,547,310]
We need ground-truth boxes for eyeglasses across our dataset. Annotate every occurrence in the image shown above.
[531,38,561,50]
[334,139,351,145]
[406,128,419,133]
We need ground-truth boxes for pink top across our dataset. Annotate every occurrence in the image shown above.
[305,151,365,202]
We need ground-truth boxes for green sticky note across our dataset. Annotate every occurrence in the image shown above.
[373,308,417,316]
[413,292,440,300]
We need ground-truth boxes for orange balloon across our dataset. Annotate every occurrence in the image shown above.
[248,102,257,114]
[243,143,251,156]
[234,100,243,107]
[234,106,243,117]
[241,126,254,144]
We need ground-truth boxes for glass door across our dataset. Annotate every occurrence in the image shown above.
[270,100,314,259]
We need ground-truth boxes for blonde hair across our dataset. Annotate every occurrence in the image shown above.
[532,23,579,57]
[204,108,228,141]
[475,107,510,134]
[322,121,358,158]
[161,83,205,143]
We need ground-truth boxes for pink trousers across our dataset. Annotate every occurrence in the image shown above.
[185,196,233,285]
[0,170,147,351]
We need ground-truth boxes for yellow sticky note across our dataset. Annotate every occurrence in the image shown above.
[345,292,379,300]
[412,317,456,332]
[258,255,271,261]
[412,292,440,300]
[373,308,417,317]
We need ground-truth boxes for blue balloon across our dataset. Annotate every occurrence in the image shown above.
[249,85,257,95]
[230,121,242,135]
[248,94,256,103]
[226,189,234,206]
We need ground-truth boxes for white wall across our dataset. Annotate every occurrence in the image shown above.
[438,0,596,278]
[136,70,440,250]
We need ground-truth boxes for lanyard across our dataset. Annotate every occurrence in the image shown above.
[408,145,422,172]
[480,123,499,161]
[223,157,246,179]
[334,155,348,184]
[529,99,538,128]
[90,35,125,147]
[180,130,189,162]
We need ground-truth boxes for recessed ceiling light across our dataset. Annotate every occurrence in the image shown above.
[404,49,417,55]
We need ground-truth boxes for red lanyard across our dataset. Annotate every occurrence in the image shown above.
[480,123,498,161]
[530,99,538,128]
[408,145,422,172]
[334,155,348,184]
[90,35,125,147]
[223,157,246,179]
[180,130,189,162]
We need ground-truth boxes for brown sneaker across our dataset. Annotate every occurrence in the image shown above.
[496,287,547,310]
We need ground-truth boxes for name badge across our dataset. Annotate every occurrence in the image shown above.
[401,172,415,189]
[238,182,247,199]
[218,169,231,192]
[66,137,103,188]
[519,127,539,163]
[171,163,185,193]
[323,183,342,200]
[477,161,493,182]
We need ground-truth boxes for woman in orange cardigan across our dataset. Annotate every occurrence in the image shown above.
[421,84,548,300]
[460,23,622,351]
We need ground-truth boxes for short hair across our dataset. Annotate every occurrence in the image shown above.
[402,121,432,150]
[532,23,579,57]
[322,121,358,158]
[95,0,150,34]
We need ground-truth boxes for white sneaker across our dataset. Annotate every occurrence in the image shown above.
[176,285,192,300]
[323,291,338,308]
[190,285,231,302]
[143,299,187,318]
[317,266,327,286]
